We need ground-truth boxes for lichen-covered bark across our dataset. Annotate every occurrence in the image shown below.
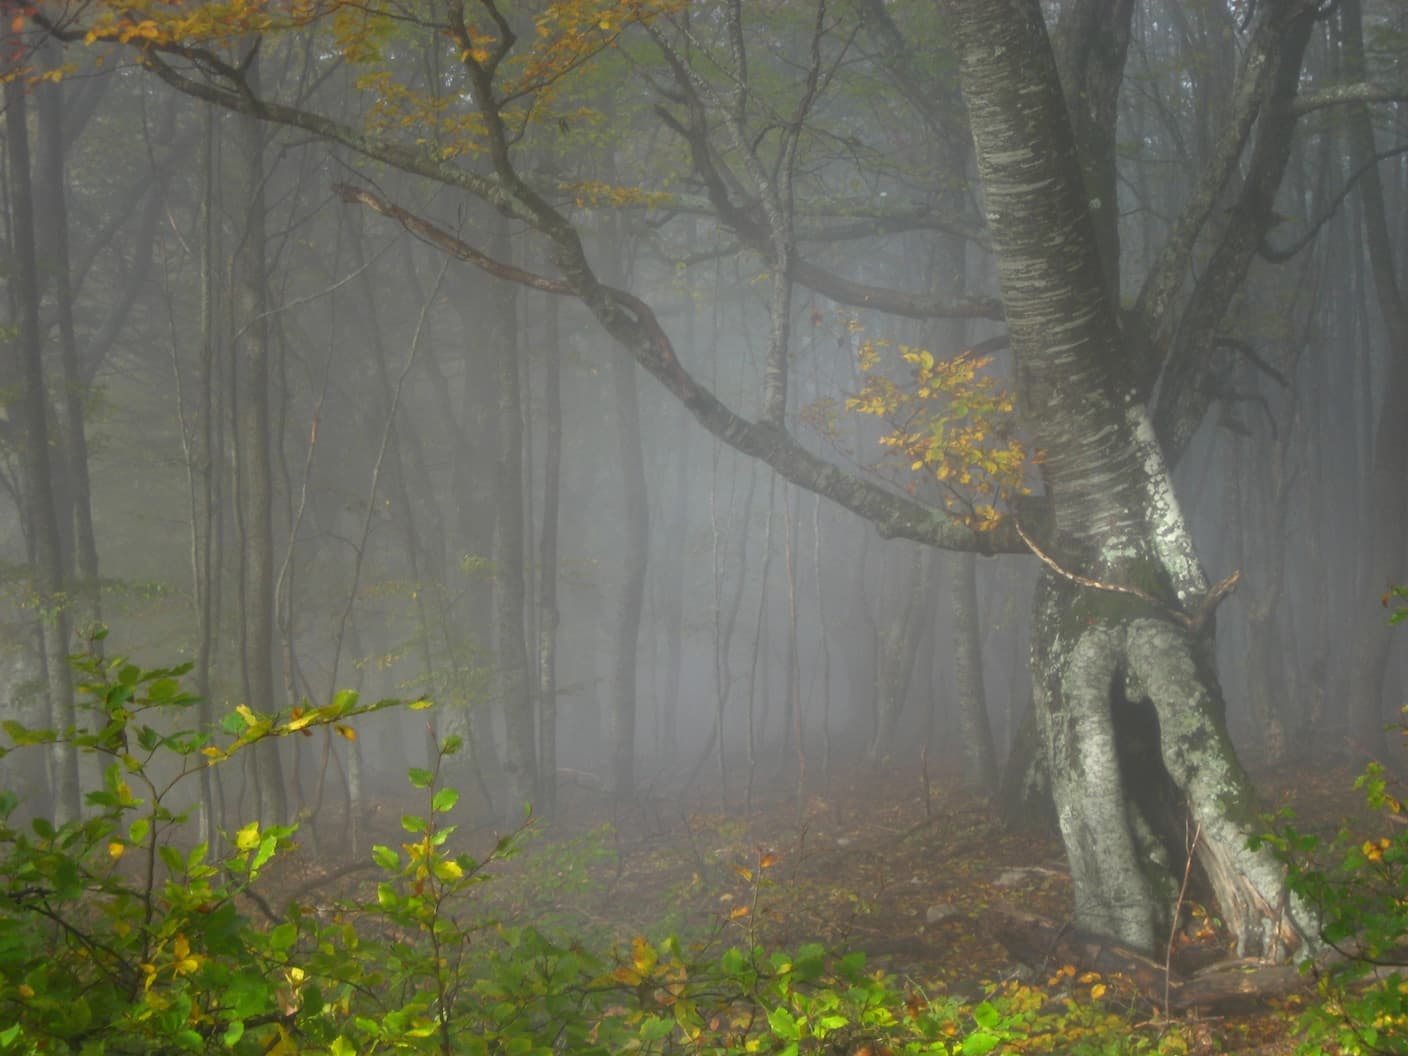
[1034,578,1158,949]
[953,0,1316,958]
[1124,619,1315,957]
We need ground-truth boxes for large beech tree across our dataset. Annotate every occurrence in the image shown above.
[38,0,1387,957]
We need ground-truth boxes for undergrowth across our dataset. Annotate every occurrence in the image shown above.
[0,643,1314,1055]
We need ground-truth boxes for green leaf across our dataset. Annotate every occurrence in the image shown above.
[371,844,400,870]
[222,1020,245,1048]
[407,767,434,789]
[129,817,150,846]
[377,882,399,910]
[250,833,277,874]
[432,787,459,813]
[972,1001,1001,1029]
[962,1033,1002,1056]
[270,922,297,951]
[401,814,427,833]
[639,1015,675,1042]
[766,1006,800,1040]
[148,677,181,701]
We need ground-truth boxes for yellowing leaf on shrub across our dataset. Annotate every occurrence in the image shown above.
[235,822,261,851]
[335,724,356,741]
[632,935,657,976]
[431,859,464,881]
[729,904,750,920]
[108,840,125,860]
[1090,983,1107,999]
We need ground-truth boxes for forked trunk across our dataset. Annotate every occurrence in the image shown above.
[953,0,1317,958]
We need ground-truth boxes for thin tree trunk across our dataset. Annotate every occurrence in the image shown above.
[811,496,834,789]
[866,545,930,765]
[950,552,999,796]
[5,72,79,824]
[232,68,287,825]
[488,216,536,817]
[745,476,777,813]
[36,47,99,635]
[536,294,562,816]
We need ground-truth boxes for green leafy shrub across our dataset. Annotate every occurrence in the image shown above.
[1255,747,1408,1056]
[1387,584,1408,626]
[0,646,1209,1055]
[1252,592,1408,1056]
[0,647,405,1054]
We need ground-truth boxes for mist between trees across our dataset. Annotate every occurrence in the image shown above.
[0,0,1405,965]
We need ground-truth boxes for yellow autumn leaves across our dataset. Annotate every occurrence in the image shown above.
[141,933,202,992]
[846,335,1029,531]
[68,0,681,166]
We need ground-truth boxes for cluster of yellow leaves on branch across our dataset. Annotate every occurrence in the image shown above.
[846,332,1029,532]
[75,0,328,49]
[64,1,680,156]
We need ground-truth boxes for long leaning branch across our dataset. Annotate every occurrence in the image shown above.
[331,184,1025,557]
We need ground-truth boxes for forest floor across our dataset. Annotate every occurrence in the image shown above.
[270,753,1382,1055]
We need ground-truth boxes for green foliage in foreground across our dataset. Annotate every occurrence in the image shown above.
[1255,711,1408,1056]
[0,652,1215,1054]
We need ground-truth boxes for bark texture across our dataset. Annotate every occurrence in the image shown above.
[951,0,1314,957]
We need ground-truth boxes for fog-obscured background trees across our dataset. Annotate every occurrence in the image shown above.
[1,0,1405,951]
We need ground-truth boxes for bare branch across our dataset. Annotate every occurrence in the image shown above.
[1292,80,1408,114]
[333,183,1026,557]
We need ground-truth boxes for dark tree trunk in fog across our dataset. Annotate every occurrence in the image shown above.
[866,544,930,765]
[597,210,650,802]
[488,217,536,816]
[4,72,79,824]
[811,497,835,787]
[1341,0,1408,757]
[536,294,562,816]
[745,477,777,812]
[949,552,999,796]
[605,306,649,803]
[782,484,803,782]
[231,74,288,825]
[35,47,100,634]
[655,423,688,763]
[188,108,225,845]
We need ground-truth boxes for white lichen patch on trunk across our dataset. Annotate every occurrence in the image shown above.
[1036,599,1159,949]
[1127,404,1206,604]
[1124,618,1317,958]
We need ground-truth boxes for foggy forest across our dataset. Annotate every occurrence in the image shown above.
[1,1,1407,1053]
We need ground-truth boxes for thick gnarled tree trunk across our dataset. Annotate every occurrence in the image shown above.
[952,0,1315,958]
